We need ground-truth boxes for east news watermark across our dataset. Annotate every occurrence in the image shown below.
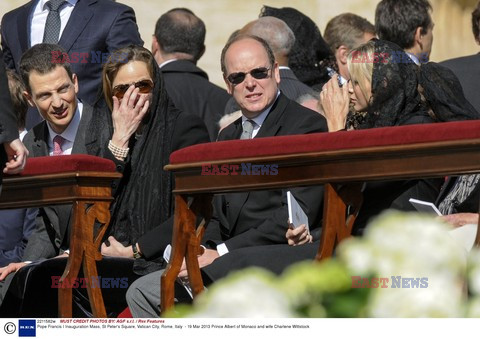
[201,163,278,175]
[51,51,129,64]
[51,276,128,289]
[351,276,429,288]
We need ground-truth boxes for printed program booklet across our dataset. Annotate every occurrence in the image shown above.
[287,191,309,233]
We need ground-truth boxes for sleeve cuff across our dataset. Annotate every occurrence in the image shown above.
[216,243,229,256]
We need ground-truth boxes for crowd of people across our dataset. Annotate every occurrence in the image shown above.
[0,0,479,317]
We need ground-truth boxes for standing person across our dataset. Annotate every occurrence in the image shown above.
[1,0,143,128]
[375,0,434,64]
[441,1,480,113]
[0,70,37,268]
[0,48,28,186]
[152,8,231,140]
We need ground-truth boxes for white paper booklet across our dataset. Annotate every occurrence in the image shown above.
[163,244,194,299]
[287,191,310,233]
[409,198,443,216]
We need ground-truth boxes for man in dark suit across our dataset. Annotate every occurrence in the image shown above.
[440,2,480,113]
[0,43,93,297]
[1,0,143,128]
[224,16,315,115]
[126,35,328,317]
[151,8,230,140]
[0,50,28,184]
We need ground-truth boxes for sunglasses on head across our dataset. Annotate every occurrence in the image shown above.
[226,67,271,85]
[112,80,154,99]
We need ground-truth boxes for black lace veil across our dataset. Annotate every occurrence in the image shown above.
[354,39,479,129]
[260,6,333,89]
[86,50,179,247]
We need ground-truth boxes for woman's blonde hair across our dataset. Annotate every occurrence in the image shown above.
[102,45,155,110]
[347,40,375,106]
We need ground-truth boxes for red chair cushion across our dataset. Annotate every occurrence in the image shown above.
[170,121,480,164]
[17,154,116,177]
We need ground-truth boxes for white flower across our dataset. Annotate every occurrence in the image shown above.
[188,268,296,318]
[338,211,468,317]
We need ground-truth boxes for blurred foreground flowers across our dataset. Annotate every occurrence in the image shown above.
[167,211,480,317]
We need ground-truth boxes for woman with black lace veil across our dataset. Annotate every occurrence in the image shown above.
[319,39,480,234]
[260,5,336,90]
[84,45,210,279]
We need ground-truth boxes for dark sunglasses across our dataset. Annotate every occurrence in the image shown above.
[226,67,271,85]
[112,80,154,99]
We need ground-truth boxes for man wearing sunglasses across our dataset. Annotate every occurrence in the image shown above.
[126,35,328,317]
[223,16,315,115]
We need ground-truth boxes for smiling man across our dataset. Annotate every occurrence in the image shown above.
[125,35,328,318]
[0,44,94,301]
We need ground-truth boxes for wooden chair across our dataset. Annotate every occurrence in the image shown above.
[161,120,480,313]
[0,154,121,317]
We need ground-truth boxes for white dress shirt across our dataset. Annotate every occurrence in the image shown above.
[30,0,78,47]
[46,101,83,155]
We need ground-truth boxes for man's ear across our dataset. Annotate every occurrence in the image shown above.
[414,26,424,50]
[196,45,205,61]
[151,36,160,55]
[23,90,35,108]
[336,45,349,65]
[223,74,233,95]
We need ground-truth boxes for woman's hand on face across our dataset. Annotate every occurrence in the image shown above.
[111,85,150,149]
[319,75,350,132]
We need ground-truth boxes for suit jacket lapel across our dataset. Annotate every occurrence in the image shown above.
[254,93,287,138]
[72,103,92,154]
[17,2,33,55]
[220,95,285,232]
[31,122,50,157]
[58,0,95,52]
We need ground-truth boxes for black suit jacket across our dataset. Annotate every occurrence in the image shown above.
[441,54,480,114]
[0,49,18,186]
[223,67,314,115]
[205,93,327,250]
[161,60,231,141]
[21,103,93,261]
[137,93,327,261]
[1,0,143,127]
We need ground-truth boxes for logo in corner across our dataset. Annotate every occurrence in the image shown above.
[18,320,36,337]
[4,322,16,334]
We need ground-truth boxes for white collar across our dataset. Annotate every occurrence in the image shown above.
[47,100,83,144]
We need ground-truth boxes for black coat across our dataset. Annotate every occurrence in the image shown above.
[161,60,231,141]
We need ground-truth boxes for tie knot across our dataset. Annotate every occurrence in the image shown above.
[46,0,66,11]
[53,135,65,156]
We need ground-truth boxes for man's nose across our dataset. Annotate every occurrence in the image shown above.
[52,93,63,107]
[244,74,256,88]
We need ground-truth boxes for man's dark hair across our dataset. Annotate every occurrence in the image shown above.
[19,43,73,92]
[473,1,480,43]
[220,34,275,75]
[154,8,206,61]
[375,0,433,49]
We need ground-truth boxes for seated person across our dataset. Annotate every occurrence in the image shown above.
[0,44,210,317]
[0,70,37,268]
[125,34,328,317]
[319,39,479,234]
